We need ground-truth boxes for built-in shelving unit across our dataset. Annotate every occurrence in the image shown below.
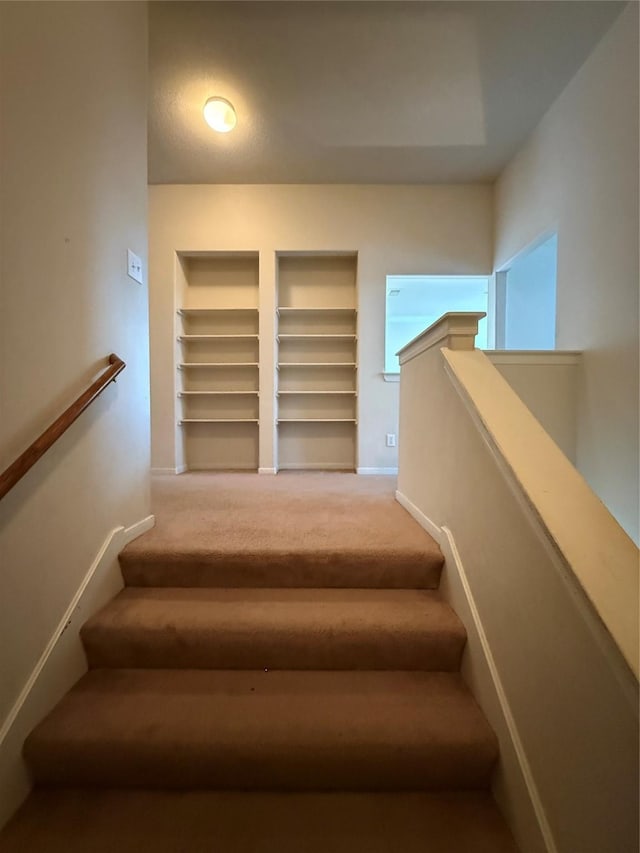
[176,253,259,470]
[276,254,357,470]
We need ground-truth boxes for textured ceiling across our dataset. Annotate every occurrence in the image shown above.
[148,1,625,184]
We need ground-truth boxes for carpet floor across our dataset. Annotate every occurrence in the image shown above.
[120,472,444,587]
[1,473,518,851]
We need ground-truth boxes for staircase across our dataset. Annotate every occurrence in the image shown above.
[3,474,518,851]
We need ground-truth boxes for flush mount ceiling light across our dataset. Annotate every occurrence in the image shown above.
[203,97,237,133]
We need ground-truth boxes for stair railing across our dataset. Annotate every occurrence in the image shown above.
[0,353,126,501]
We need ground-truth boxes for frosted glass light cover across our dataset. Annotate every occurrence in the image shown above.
[203,97,237,133]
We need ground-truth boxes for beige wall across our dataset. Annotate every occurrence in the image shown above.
[149,184,493,471]
[397,334,638,853]
[0,0,150,736]
[494,3,639,543]
[487,353,581,463]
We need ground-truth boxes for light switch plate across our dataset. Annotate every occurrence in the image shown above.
[127,249,143,284]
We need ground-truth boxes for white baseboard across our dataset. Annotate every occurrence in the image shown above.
[122,515,155,543]
[183,465,256,471]
[258,467,277,474]
[395,491,442,539]
[395,490,555,853]
[356,467,398,475]
[151,466,187,475]
[0,514,154,830]
[278,463,354,471]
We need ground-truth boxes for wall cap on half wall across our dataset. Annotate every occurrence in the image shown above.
[442,347,639,679]
[397,312,486,365]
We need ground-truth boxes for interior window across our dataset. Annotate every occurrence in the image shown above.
[385,275,489,372]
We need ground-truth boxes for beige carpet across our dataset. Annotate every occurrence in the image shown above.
[1,791,518,853]
[120,472,444,587]
[24,669,497,790]
[134,472,436,554]
[1,473,519,851]
[80,587,466,670]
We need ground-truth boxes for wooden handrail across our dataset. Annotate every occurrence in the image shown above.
[0,353,126,501]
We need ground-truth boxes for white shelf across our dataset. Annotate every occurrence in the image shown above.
[179,419,259,424]
[277,334,356,341]
[178,391,258,396]
[277,362,356,368]
[178,308,258,315]
[277,391,356,396]
[179,362,259,368]
[277,419,357,424]
[178,334,259,341]
[277,307,356,314]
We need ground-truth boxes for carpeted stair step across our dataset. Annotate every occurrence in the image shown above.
[118,547,444,589]
[0,789,519,852]
[80,588,466,671]
[118,473,445,591]
[24,669,498,791]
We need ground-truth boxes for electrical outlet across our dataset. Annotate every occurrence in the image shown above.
[386,433,396,447]
[127,249,143,284]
